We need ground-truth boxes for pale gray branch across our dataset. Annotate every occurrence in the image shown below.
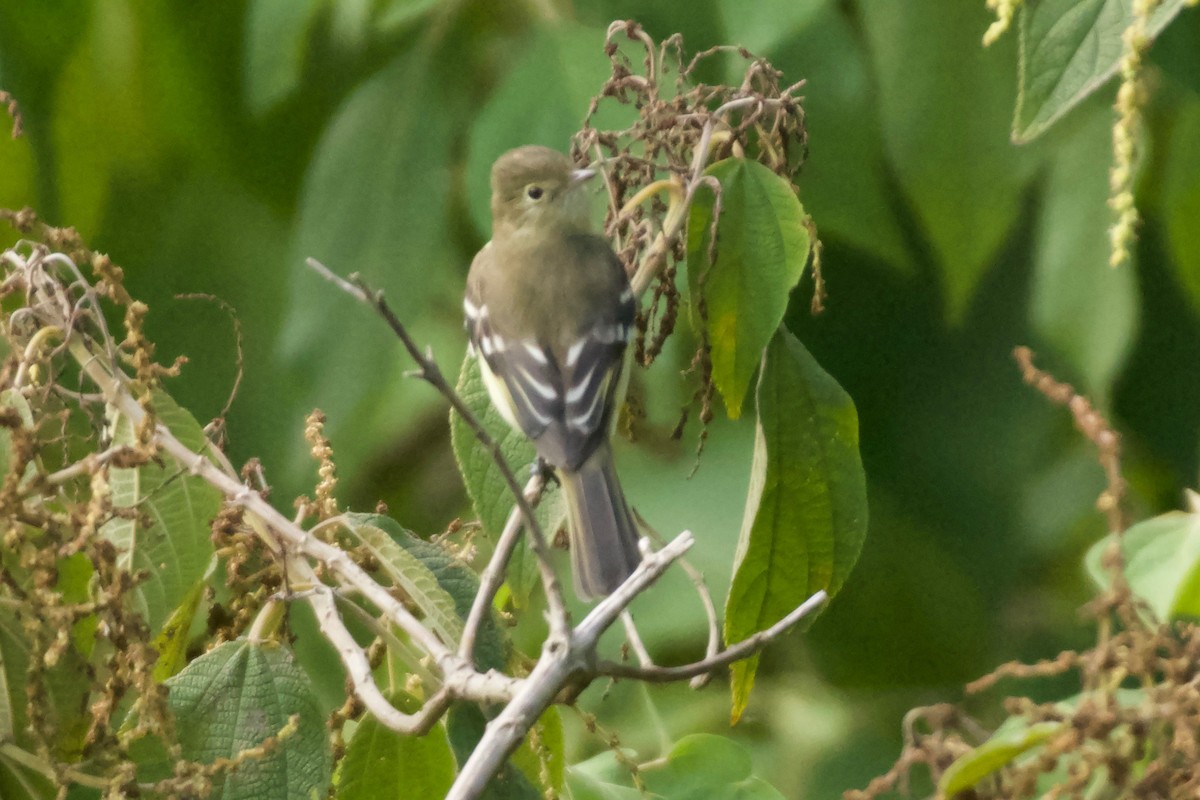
[459,473,545,663]
[596,589,828,682]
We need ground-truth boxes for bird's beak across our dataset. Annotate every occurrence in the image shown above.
[571,167,597,185]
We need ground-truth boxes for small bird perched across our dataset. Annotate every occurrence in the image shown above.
[464,145,641,599]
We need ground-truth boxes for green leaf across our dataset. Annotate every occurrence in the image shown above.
[566,750,644,800]
[464,22,622,236]
[724,329,866,723]
[0,389,35,487]
[1163,98,1200,316]
[939,720,1064,795]
[101,390,221,633]
[940,689,1143,795]
[568,735,785,800]
[243,0,325,114]
[508,705,565,794]
[687,158,811,419]
[447,705,540,800]
[348,513,508,672]
[166,640,331,800]
[333,691,456,800]
[340,513,466,650]
[450,357,537,538]
[1085,511,1200,622]
[0,612,18,743]
[1030,103,1137,401]
[642,734,786,800]
[151,577,208,682]
[56,552,98,660]
[0,606,90,759]
[0,755,55,800]
[860,0,1037,320]
[1015,0,1191,142]
[449,356,566,610]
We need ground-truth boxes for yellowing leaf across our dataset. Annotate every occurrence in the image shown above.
[687,158,810,419]
[723,329,866,723]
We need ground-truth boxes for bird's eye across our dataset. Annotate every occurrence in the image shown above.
[526,185,544,200]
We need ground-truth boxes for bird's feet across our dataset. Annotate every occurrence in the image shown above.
[531,457,560,487]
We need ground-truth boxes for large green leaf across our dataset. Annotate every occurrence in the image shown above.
[687,158,811,419]
[1085,511,1200,622]
[333,691,456,800]
[723,329,866,723]
[166,640,331,800]
[1030,104,1137,400]
[0,101,35,218]
[715,0,825,56]
[860,0,1037,320]
[567,749,645,800]
[0,608,24,745]
[51,0,217,236]
[280,42,466,490]
[464,21,618,236]
[764,2,913,271]
[1163,98,1200,315]
[101,390,221,634]
[376,0,443,32]
[350,513,507,672]
[1014,0,1192,142]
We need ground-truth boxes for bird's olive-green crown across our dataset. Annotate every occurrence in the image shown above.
[489,145,593,236]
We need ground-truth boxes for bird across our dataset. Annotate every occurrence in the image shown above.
[464,145,642,599]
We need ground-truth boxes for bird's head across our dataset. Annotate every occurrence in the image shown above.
[490,146,596,238]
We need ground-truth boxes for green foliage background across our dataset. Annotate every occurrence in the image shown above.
[2,0,1200,796]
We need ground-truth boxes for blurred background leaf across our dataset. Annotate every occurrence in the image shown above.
[2,1,1200,796]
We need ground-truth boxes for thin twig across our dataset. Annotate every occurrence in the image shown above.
[596,589,828,682]
[636,511,722,688]
[459,472,544,663]
[621,611,654,668]
[305,258,571,642]
[1013,347,1125,534]
[305,576,450,734]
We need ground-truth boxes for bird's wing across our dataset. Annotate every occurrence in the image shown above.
[464,240,636,471]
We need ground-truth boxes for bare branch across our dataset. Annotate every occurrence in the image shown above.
[596,589,828,682]
[448,530,696,800]
[305,579,449,734]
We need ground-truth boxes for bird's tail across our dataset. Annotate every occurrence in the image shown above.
[559,443,642,600]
